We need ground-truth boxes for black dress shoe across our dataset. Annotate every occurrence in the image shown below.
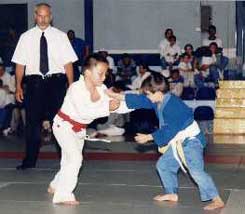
[16,164,35,170]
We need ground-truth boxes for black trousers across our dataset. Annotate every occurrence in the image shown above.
[23,74,67,167]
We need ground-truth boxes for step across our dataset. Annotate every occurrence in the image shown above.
[214,118,245,134]
[217,88,245,99]
[216,98,245,108]
[219,81,245,89]
[215,107,245,118]
[213,134,245,144]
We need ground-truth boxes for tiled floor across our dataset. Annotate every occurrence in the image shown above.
[0,135,245,213]
[0,159,245,214]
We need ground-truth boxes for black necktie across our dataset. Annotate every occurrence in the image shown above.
[40,32,49,75]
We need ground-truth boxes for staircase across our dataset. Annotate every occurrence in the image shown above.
[213,81,245,144]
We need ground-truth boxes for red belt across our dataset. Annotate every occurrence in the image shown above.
[57,110,87,132]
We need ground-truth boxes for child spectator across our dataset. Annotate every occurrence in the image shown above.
[117,53,137,84]
[127,63,151,90]
[178,53,195,87]
[169,69,184,97]
[184,44,198,71]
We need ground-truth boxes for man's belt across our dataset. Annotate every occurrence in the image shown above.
[25,73,65,80]
[57,110,87,132]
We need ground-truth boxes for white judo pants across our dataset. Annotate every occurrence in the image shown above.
[50,115,85,203]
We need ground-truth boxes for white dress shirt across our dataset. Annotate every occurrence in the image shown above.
[12,25,78,76]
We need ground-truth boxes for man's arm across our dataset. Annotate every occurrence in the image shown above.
[64,62,74,86]
[15,64,25,103]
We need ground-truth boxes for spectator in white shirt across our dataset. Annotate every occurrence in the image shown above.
[127,63,151,90]
[0,64,16,135]
[98,50,115,73]
[178,53,195,87]
[159,28,174,59]
[98,50,116,88]
[169,69,184,97]
[202,25,223,48]
[184,44,198,71]
[12,3,78,170]
[161,35,181,70]
[194,42,221,88]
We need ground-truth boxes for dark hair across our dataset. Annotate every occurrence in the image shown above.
[141,72,169,94]
[169,35,176,42]
[0,79,3,87]
[138,62,149,71]
[171,69,180,75]
[208,25,216,33]
[209,42,218,49]
[180,53,191,59]
[184,43,194,51]
[67,29,75,35]
[122,53,130,58]
[83,54,109,71]
[164,28,173,37]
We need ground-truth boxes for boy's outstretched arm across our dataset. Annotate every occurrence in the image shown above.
[106,89,154,110]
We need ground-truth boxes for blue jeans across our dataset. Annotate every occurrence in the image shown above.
[194,66,220,88]
[156,137,218,201]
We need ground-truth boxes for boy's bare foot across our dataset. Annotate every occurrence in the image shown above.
[204,196,225,210]
[47,186,55,194]
[56,200,80,206]
[153,194,178,202]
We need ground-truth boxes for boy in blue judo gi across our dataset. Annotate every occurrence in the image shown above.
[106,73,224,211]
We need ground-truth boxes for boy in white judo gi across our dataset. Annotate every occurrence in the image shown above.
[48,54,125,205]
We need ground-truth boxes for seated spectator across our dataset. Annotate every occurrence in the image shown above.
[169,69,184,97]
[202,25,223,48]
[184,43,198,71]
[98,50,116,74]
[201,25,228,72]
[67,29,89,80]
[0,79,14,136]
[160,35,181,70]
[98,50,116,88]
[194,42,222,88]
[159,28,173,65]
[2,27,18,66]
[127,63,151,90]
[178,53,195,87]
[117,53,137,85]
[0,64,17,136]
[0,64,15,109]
